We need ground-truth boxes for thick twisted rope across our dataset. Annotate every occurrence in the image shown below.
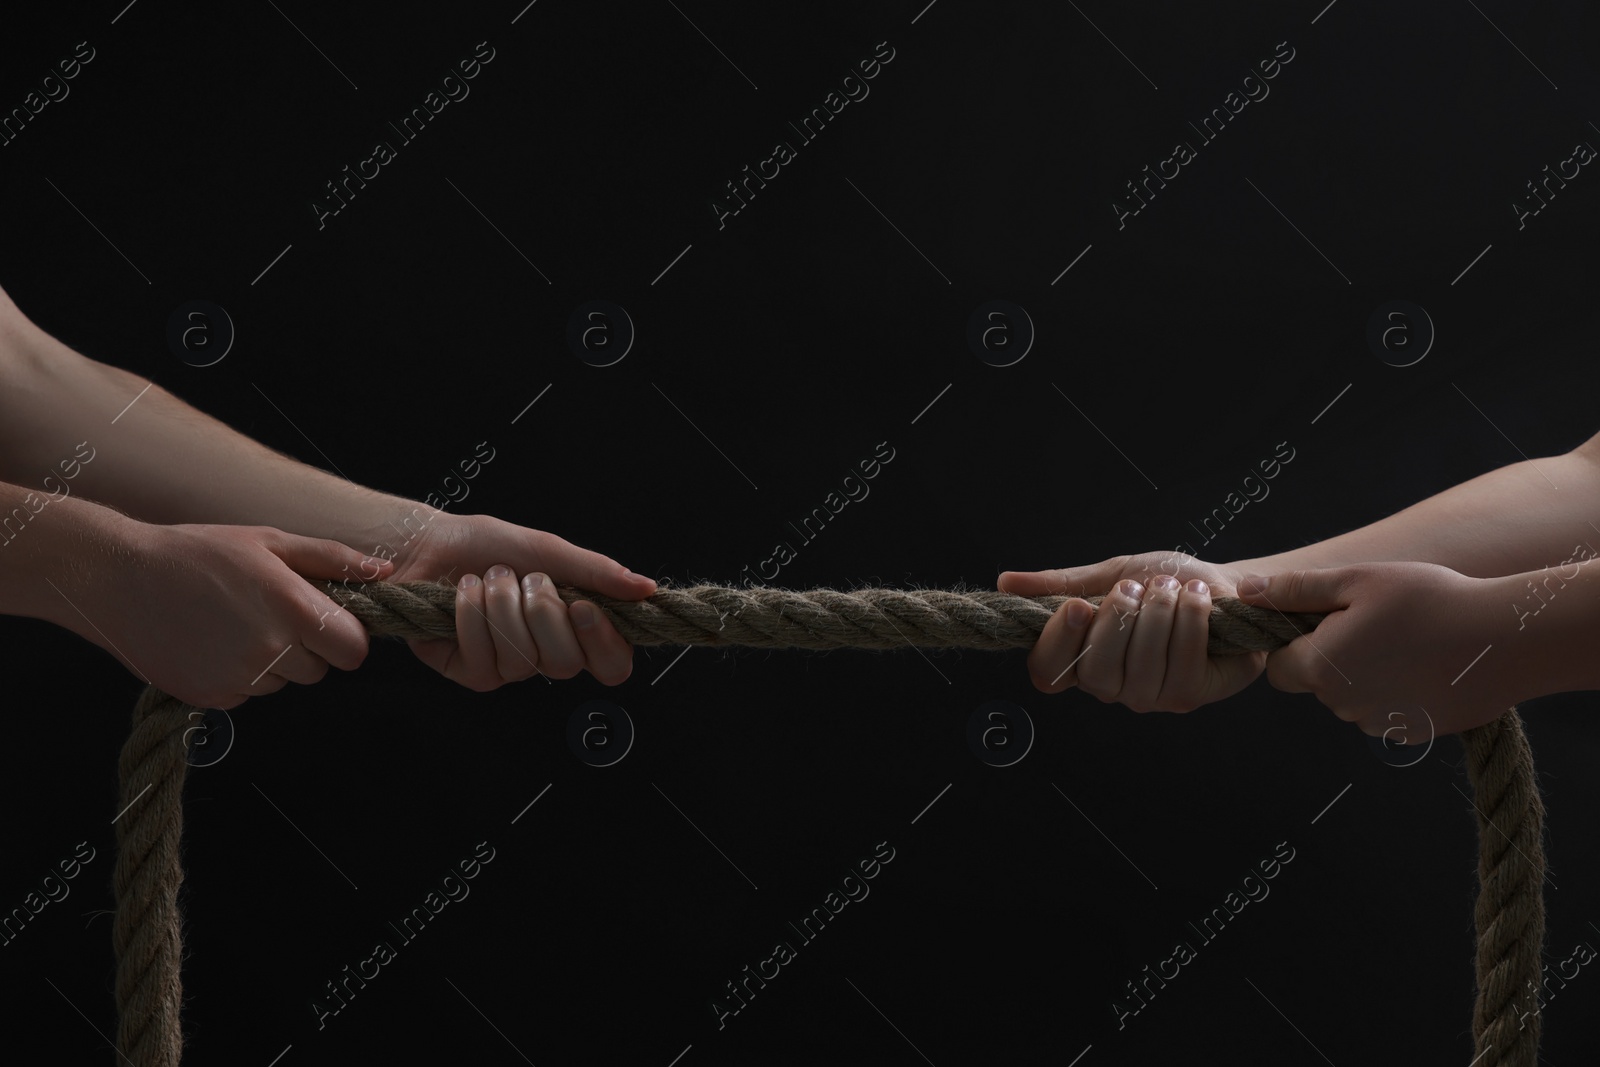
[113,581,1543,1065]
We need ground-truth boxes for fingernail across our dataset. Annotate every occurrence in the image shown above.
[459,574,479,590]
[1186,578,1210,596]
[1238,575,1267,595]
[1065,600,1092,628]
[486,564,511,580]
[571,601,597,628]
[523,573,545,594]
[1120,579,1144,601]
[1152,575,1180,592]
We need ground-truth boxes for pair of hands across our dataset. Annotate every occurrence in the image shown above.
[86,511,653,710]
[88,518,1518,741]
[998,551,1519,739]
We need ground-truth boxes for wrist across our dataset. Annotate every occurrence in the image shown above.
[1486,559,1600,699]
[17,495,149,635]
[346,496,454,565]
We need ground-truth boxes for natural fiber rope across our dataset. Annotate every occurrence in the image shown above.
[112,581,1544,1065]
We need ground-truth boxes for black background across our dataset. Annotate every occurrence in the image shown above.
[3,1,1599,1064]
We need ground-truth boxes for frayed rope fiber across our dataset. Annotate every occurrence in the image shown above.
[112,581,1544,1066]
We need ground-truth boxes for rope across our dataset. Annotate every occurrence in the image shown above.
[111,581,1544,1065]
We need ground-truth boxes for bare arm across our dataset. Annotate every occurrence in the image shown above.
[1234,440,1600,578]
[0,284,653,697]
[0,288,418,557]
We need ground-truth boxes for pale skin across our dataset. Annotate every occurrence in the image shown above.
[999,436,1600,740]
[0,284,655,709]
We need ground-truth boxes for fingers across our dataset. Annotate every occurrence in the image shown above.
[450,572,499,691]
[1027,597,1094,693]
[1075,578,1146,703]
[521,572,585,679]
[1261,620,1347,704]
[1235,568,1352,614]
[483,565,540,682]
[1118,575,1181,711]
[532,530,657,601]
[259,644,330,686]
[266,529,394,582]
[1156,579,1212,711]
[568,601,634,685]
[999,555,1130,597]
[299,584,373,672]
[408,566,637,691]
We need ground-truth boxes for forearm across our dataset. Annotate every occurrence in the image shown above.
[1482,556,1600,700]
[0,478,138,634]
[1235,446,1600,578]
[0,319,426,555]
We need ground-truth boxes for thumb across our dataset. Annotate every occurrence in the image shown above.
[1234,567,1353,612]
[999,555,1130,597]
[268,531,394,582]
[536,532,657,601]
